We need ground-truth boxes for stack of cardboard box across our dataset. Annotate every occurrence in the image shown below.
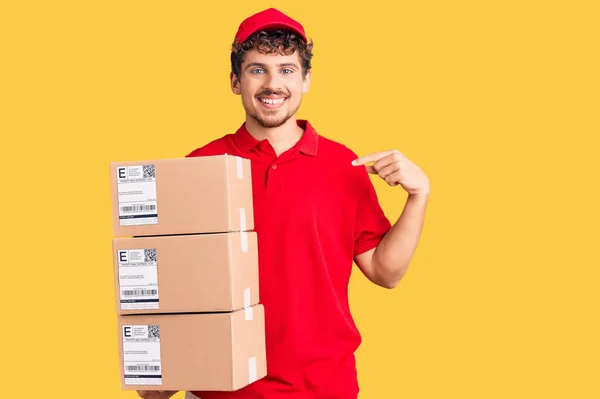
[109,155,266,392]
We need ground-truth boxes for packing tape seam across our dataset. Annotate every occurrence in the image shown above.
[236,156,243,179]
[244,287,253,320]
[245,306,253,320]
[241,231,248,252]
[240,208,247,231]
[248,356,258,384]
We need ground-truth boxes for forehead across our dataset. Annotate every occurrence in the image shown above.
[242,48,301,66]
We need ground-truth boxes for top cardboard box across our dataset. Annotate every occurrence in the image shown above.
[110,155,254,237]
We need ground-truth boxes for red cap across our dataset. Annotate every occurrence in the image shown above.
[234,8,307,44]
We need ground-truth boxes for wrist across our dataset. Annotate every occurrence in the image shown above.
[408,191,430,204]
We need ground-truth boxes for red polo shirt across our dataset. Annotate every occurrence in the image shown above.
[186,120,391,399]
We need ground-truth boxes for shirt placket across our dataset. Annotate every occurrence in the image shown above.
[258,143,299,195]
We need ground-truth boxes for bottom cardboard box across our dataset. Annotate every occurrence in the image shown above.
[117,305,266,391]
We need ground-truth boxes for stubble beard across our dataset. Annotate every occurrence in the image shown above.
[247,97,302,128]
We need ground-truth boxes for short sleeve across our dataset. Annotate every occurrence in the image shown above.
[354,168,392,257]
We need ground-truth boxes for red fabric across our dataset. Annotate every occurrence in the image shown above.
[187,120,391,399]
[234,8,307,44]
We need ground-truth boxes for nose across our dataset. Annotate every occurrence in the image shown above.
[262,71,283,93]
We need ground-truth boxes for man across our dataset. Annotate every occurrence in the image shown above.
[138,7,429,399]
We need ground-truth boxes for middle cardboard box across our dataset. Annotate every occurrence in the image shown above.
[113,231,259,315]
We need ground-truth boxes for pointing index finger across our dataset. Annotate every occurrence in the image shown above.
[352,150,396,166]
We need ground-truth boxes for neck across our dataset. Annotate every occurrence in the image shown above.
[245,115,304,156]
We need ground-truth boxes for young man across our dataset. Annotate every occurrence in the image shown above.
[137,8,429,399]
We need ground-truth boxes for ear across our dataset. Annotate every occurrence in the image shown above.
[230,72,241,95]
[302,70,311,94]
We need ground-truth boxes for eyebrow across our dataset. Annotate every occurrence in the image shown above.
[245,62,300,70]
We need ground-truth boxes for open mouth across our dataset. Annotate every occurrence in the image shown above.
[257,96,287,109]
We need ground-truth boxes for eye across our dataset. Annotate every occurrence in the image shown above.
[281,69,293,74]
[251,68,265,74]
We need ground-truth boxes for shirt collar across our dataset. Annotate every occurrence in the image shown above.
[234,119,319,156]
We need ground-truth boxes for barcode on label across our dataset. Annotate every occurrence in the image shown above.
[148,324,160,339]
[144,248,157,262]
[122,289,158,296]
[126,365,161,372]
[143,164,155,178]
[121,204,157,213]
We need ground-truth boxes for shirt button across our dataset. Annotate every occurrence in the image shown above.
[272,164,277,169]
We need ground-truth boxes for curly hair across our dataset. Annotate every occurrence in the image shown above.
[231,30,313,79]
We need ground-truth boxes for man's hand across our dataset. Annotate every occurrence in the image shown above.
[136,390,178,399]
[353,149,430,197]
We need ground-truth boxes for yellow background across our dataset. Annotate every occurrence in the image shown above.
[1,0,598,398]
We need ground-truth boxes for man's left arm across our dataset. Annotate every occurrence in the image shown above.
[352,149,430,289]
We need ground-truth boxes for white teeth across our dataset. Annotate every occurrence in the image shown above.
[261,98,285,105]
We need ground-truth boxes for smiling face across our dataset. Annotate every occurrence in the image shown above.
[231,48,311,128]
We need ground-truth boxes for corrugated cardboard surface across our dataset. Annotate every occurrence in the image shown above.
[110,155,254,237]
[113,232,259,314]
[117,305,266,391]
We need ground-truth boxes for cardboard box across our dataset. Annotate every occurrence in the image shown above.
[113,232,259,315]
[110,155,254,237]
[117,305,266,391]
